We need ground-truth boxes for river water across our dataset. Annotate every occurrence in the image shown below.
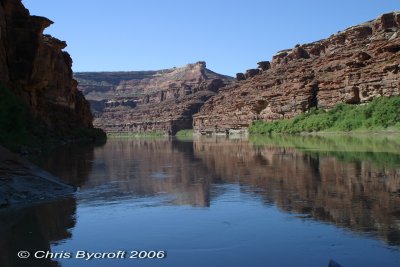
[1,135,400,267]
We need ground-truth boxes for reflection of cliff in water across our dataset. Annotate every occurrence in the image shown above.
[0,144,97,267]
[193,136,400,246]
[72,136,400,246]
[0,198,76,267]
[79,139,215,207]
[35,143,98,187]
[21,135,400,254]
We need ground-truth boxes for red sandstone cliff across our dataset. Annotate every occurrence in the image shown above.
[194,12,400,134]
[75,62,233,134]
[0,0,101,208]
[0,0,93,131]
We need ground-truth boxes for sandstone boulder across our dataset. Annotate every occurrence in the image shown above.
[257,61,271,71]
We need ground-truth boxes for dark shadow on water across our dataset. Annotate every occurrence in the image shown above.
[0,142,100,267]
[34,142,103,187]
[0,198,76,267]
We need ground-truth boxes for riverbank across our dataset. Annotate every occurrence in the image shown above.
[0,146,75,209]
[106,129,195,138]
[249,96,400,135]
[107,132,167,138]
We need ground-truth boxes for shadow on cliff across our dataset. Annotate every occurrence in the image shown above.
[0,83,106,154]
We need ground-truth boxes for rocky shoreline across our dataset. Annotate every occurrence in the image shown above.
[0,146,75,209]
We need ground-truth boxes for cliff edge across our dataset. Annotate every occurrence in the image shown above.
[193,12,400,134]
[0,0,103,207]
[0,0,94,136]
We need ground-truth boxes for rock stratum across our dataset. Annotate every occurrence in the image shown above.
[194,12,400,134]
[0,0,93,131]
[75,62,233,134]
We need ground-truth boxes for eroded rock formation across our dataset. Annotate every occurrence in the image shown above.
[194,12,400,134]
[75,62,233,134]
[0,0,93,131]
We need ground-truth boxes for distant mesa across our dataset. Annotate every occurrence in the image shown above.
[74,61,233,135]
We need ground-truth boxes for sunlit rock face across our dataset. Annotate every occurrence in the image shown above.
[0,0,93,130]
[75,62,233,135]
[194,12,400,134]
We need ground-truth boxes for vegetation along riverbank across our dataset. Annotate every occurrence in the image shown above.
[249,96,400,135]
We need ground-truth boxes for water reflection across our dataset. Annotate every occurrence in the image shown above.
[56,135,400,246]
[193,135,400,246]
[78,139,214,207]
[0,198,76,267]
[1,135,400,267]
[0,143,97,267]
[35,143,97,187]
[63,136,400,245]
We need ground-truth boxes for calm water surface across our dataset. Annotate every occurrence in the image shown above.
[1,135,400,267]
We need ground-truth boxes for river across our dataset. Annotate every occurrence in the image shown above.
[1,135,400,267]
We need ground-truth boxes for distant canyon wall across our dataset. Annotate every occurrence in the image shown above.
[194,12,400,134]
[0,0,93,131]
[75,62,233,134]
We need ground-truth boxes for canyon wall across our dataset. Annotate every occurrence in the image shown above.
[0,0,93,132]
[194,12,400,134]
[75,62,233,134]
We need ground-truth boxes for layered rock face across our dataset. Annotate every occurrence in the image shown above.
[0,0,93,131]
[194,12,400,134]
[75,62,233,134]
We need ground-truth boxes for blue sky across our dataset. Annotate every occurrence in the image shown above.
[23,0,400,76]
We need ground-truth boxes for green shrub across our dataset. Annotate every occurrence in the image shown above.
[107,131,166,138]
[175,129,193,137]
[249,96,400,134]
